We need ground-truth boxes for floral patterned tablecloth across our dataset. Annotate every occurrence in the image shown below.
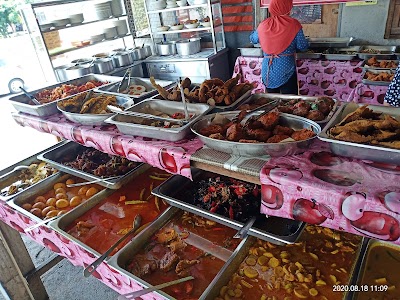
[260,141,400,245]
[12,112,204,180]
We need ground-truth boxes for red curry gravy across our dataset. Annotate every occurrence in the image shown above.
[66,167,170,254]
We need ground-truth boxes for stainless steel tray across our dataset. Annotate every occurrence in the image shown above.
[295,52,322,59]
[357,45,397,60]
[57,93,134,126]
[210,89,252,113]
[94,77,175,100]
[361,68,394,86]
[318,103,400,165]
[322,46,361,60]
[0,142,63,201]
[191,111,321,157]
[239,93,340,125]
[361,59,399,70]
[8,74,122,117]
[104,99,212,141]
[37,141,146,189]
[108,206,236,300]
[308,37,354,48]
[152,169,305,245]
[238,47,263,57]
[8,173,106,224]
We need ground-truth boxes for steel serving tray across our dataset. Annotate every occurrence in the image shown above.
[108,206,236,300]
[322,46,361,61]
[152,169,305,245]
[238,93,340,125]
[295,52,322,59]
[351,239,400,300]
[191,111,321,157]
[37,141,146,189]
[7,173,106,224]
[104,99,212,141]
[210,89,252,113]
[0,142,63,201]
[203,233,365,300]
[318,103,400,165]
[361,59,399,71]
[308,37,354,48]
[357,46,397,60]
[57,93,134,126]
[238,47,263,57]
[361,68,394,86]
[94,77,175,100]
[8,74,122,117]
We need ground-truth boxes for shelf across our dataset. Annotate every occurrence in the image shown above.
[40,15,127,33]
[153,26,211,35]
[49,34,132,57]
[147,3,207,13]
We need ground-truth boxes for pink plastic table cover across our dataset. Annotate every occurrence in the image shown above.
[0,202,163,299]
[348,83,389,105]
[260,140,400,245]
[12,112,204,180]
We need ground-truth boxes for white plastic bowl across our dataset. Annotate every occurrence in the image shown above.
[184,22,199,29]
[157,26,170,32]
[200,21,211,27]
[170,24,184,30]
[176,0,187,5]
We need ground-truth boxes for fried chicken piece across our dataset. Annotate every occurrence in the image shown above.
[181,77,191,89]
[239,104,252,111]
[318,96,335,108]
[316,101,332,115]
[337,105,380,126]
[209,133,225,140]
[277,105,294,114]
[367,57,378,66]
[257,112,280,130]
[239,139,259,143]
[80,96,98,113]
[223,74,241,90]
[307,110,325,121]
[293,107,309,117]
[372,140,400,149]
[267,134,290,143]
[199,124,223,137]
[237,110,249,122]
[291,128,316,141]
[273,125,294,136]
[246,128,271,142]
[226,123,245,141]
[371,130,398,141]
[58,93,87,113]
[156,228,177,244]
[150,76,170,100]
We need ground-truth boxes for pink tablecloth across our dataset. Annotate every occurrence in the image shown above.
[12,113,203,179]
[260,141,400,245]
[232,56,265,93]
[348,83,389,105]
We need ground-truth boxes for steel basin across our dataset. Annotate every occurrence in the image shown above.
[176,38,201,55]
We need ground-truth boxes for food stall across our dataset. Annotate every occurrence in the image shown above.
[1,0,400,299]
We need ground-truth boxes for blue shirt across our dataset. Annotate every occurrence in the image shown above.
[250,29,309,89]
[384,64,400,107]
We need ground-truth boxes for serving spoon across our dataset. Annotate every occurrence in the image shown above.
[0,165,30,181]
[20,87,41,105]
[84,214,142,277]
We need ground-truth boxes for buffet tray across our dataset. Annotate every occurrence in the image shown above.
[104,100,212,141]
[238,46,263,57]
[295,52,322,59]
[361,59,399,70]
[318,103,400,165]
[357,46,397,60]
[308,37,354,48]
[0,142,63,201]
[37,141,146,189]
[8,173,106,224]
[152,169,305,245]
[361,68,394,86]
[211,89,252,113]
[94,77,175,100]
[8,74,122,117]
[322,46,361,60]
[191,111,321,157]
[107,206,231,300]
[239,93,340,125]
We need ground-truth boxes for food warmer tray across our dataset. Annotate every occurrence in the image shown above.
[191,111,321,157]
[104,99,212,142]
[361,59,399,71]
[7,173,106,224]
[108,206,232,300]
[361,69,393,86]
[322,46,361,61]
[239,93,340,125]
[210,89,252,113]
[357,46,397,60]
[318,103,400,165]
[295,52,322,59]
[8,74,122,117]
[94,77,175,100]
[37,141,147,189]
[350,239,400,300]
[0,142,64,201]
[152,169,306,245]
[203,234,365,300]
[238,46,263,57]
[308,37,354,48]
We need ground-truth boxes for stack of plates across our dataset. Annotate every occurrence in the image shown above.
[149,0,166,10]
[103,26,118,39]
[110,0,123,16]
[94,1,112,20]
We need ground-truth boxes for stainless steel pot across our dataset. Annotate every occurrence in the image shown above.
[93,58,114,74]
[112,51,133,67]
[64,63,95,79]
[128,47,146,60]
[176,38,201,56]
[71,58,92,65]
[54,64,74,82]
[156,42,176,56]
[143,45,152,57]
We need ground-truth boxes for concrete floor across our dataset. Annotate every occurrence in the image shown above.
[0,94,119,299]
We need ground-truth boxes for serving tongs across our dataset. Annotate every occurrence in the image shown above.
[117,68,132,93]
[242,99,281,129]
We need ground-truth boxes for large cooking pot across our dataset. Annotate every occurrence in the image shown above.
[176,38,201,56]
[65,63,95,79]
[143,45,152,57]
[128,47,146,60]
[156,42,176,56]
[112,51,133,67]
[93,58,114,74]
[54,64,74,82]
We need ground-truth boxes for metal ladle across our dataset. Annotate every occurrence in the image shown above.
[83,214,142,277]
[20,87,41,105]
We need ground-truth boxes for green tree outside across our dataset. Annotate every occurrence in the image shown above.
[0,0,33,37]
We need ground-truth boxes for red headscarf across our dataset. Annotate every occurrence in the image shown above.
[257,0,302,55]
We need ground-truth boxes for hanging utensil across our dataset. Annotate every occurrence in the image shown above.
[233,216,257,239]
[84,214,142,277]
[66,175,121,188]
[118,276,194,300]
[20,87,41,105]
[117,68,131,93]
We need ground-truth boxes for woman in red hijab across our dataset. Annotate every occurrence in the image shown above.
[250,0,309,94]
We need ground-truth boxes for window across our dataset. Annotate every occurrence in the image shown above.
[385,0,400,39]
